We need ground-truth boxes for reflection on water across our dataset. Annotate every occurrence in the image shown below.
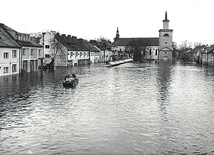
[0,61,214,154]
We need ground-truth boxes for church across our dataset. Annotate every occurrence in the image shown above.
[112,12,173,62]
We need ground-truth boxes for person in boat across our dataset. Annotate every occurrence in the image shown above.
[64,74,71,80]
[72,73,77,80]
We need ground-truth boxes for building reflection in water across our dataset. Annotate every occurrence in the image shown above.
[156,62,173,114]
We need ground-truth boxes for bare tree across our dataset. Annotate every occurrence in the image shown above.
[49,36,67,68]
[95,36,111,42]
[193,42,202,48]
[179,40,192,50]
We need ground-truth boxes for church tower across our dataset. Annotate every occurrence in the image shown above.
[114,27,120,41]
[158,11,173,62]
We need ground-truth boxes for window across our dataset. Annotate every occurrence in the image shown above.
[45,45,50,49]
[3,67,9,73]
[164,33,169,36]
[22,49,26,56]
[155,49,158,55]
[12,50,17,58]
[38,49,41,55]
[45,54,50,58]
[70,52,74,58]
[31,49,34,55]
[12,64,17,72]
[149,49,152,55]
[165,42,167,44]
[4,52,9,59]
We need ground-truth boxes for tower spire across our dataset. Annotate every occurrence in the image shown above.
[114,27,119,41]
[163,11,169,22]
[165,11,168,20]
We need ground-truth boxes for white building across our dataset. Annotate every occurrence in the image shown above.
[0,23,21,76]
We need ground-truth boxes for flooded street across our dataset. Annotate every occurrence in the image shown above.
[0,61,214,154]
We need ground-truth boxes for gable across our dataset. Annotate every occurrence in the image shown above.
[0,24,21,48]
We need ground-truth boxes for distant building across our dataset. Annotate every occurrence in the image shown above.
[113,12,174,62]
[16,33,43,72]
[89,40,114,62]
[158,11,173,62]
[201,45,214,66]
[41,32,93,66]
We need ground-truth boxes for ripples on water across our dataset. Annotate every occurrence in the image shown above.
[0,61,214,154]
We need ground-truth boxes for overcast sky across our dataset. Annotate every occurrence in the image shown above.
[1,0,214,46]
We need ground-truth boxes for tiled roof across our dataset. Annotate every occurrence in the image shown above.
[18,40,43,48]
[0,23,21,48]
[89,40,113,51]
[189,45,206,53]
[87,42,100,52]
[206,45,214,53]
[55,34,88,51]
[113,38,159,46]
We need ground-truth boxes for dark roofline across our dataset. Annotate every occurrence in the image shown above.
[0,45,22,49]
[159,29,173,32]
[0,23,22,48]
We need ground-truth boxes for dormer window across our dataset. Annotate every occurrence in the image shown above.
[164,33,169,36]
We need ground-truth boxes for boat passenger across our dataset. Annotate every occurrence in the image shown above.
[72,73,77,80]
[65,74,71,80]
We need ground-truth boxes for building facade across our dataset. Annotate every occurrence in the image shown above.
[0,23,43,76]
[113,12,173,62]
[158,12,173,62]
[0,24,21,76]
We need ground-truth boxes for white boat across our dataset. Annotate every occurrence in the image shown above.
[105,58,133,67]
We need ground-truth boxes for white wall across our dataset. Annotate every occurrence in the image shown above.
[0,48,20,76]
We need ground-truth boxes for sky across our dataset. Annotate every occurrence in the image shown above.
[1,0,214,46]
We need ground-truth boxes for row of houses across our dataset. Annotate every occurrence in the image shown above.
[179,45,214,66]
[40,31,114,67]
[0,23,43,77]
[0,12,176,77]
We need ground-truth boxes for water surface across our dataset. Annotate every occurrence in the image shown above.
[0,61,214,154]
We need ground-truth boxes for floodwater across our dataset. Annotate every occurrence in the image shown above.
[0,61,214,155]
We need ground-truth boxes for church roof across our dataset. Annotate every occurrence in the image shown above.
[113,38,159,46]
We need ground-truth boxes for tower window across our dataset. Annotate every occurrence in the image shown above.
[164,33,169,36]
[165,42,167,44]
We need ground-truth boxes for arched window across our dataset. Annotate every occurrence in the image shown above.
[164,33,169,36]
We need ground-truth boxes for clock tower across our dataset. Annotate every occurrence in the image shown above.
[158,11,173,62]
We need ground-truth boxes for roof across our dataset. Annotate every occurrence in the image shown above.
[206,45,214,54]
[189,45,206,53]
[89,40,113,51]
[0,23,21,48]
[55,34,88,51]
[87,42,100,52]
[18,40,43,48]
[113,38,159,46]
